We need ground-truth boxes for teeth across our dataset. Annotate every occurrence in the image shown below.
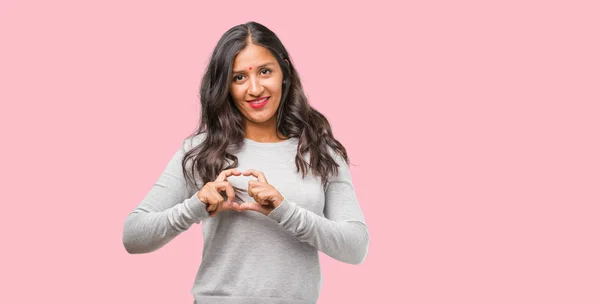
[250,97,267,104]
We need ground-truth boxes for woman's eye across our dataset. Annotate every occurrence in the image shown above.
[233,69,270,82]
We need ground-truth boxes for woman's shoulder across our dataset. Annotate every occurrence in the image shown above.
[182,132,208,152]
[325,145,349,165]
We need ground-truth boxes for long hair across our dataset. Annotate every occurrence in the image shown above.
[182,21,349,196]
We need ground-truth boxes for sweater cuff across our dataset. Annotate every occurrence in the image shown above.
[186,191,210,219]
[267,197,295,224]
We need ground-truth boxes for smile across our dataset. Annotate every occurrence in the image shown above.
[246,97,269,109]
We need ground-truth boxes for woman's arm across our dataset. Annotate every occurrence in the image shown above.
[122,138,209,254]
[267,153,370,265]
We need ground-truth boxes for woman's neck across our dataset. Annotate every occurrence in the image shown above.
[244,122,287,143]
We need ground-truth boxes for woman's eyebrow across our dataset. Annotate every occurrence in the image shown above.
[233,62,276,74]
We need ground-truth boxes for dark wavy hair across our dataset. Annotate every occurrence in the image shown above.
[182,21,349,197]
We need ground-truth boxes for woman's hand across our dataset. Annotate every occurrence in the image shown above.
[238,169,285,216]
[196,168,242,217]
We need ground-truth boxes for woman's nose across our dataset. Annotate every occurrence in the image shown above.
[248,76,264,96]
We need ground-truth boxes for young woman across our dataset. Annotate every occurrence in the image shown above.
[123,21,369,304]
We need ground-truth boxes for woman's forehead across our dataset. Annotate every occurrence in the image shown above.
[233,44,276,68]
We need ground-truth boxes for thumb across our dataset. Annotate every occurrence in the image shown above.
[238,202,265,213]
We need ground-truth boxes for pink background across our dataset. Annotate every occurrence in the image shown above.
[1,0,598,303]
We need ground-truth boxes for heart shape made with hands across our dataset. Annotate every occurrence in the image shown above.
[204,169,285,217]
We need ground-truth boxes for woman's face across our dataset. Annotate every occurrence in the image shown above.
[230,43,284,128]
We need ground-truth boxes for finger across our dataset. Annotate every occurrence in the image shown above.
[228,202,242,212]
[207,204,217,212]
[247,179,267,199]
[199,193,218,213]
[215,168,242,182]
[206,200,218,212]
[247,180,257,197]
[224,183,235,206]
[238,202,265,213]
[210,181,235,191]
[248,186,271,205]
[242,169,268,183]
[257,190,275,205]
[206,186,224,212]
[247,180,259,198]
[248,180,268,187]
[211,198,241,216]
[211,181,236,207]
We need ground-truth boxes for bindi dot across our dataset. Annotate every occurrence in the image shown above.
[248,67,252,71]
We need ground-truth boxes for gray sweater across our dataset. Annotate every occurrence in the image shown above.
[122,133,370,304]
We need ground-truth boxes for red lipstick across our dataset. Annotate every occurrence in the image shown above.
[247,97,269,109]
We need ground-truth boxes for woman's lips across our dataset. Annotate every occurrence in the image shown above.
[247,97,269,109]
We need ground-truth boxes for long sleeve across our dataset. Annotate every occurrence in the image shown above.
[267,153,370,265]
[122,138,209,254]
